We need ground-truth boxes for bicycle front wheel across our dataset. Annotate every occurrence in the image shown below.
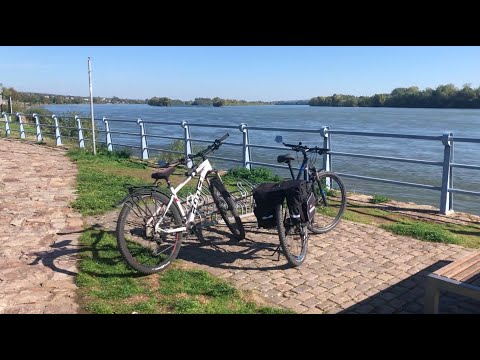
[116,190,183,275]
[276,201,308,267]
[209,178,245,240]
[308,171,347,234]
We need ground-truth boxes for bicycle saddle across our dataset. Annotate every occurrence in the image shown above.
[277,154,295,163]
[151,166,175,180]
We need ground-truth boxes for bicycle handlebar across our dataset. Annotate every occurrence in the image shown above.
[188,133,229,159]
[282,141,329,154]
[157,134,230,171]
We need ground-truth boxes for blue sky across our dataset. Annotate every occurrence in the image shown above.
[1,46,479,101]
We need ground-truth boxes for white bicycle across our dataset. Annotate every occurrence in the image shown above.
[116,134,245,275]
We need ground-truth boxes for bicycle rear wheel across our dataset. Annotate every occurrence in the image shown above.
[209,178,245,240]
[116,190,183,275]
[308,171,346,234]
[276,201,308,267]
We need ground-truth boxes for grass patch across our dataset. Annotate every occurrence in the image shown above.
[77,229,291,314]
[67,147,150,215]
[338,199,480,247]
[381,221,460,244]
[158,268,290,314]
[222,167,282,186]
[370,194,391,204]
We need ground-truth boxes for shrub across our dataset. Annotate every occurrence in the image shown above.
[222,167,282,185]
[371,194,391,204]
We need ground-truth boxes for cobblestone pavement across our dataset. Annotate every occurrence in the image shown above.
[2,138,480,314]
[0,139,83,314]
[88,211,480,314]
[177,219,480,314]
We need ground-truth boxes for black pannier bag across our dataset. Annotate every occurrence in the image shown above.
[253,182,285,228]
[282,179,314,224]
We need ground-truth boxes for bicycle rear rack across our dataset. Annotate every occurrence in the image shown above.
[179,179,259,228]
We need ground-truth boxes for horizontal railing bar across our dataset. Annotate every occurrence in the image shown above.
[58,126,79,130]
[146,134,184,140]
[246,126,320,133]
[187,123,239,129]
[448,188,480,196]
[328,130,442,141]
[190,139,242,147]
[61,135,78,139]
[331,151,443,166]
[450,163,480,170]
[249,144,303,151]
[146,146,183,154]
[111,143,142,149]
[335,172,441,191]
[108,130,138,136]
[451,137,480,144]
[100,118,137,123]
[207,156,243,163]
[141,120,181,126]
[247,161,302,171]
[38,124,56,128]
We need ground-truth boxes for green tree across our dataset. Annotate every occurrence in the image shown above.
[212,97,225,107]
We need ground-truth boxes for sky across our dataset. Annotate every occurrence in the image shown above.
[1,46,479,102]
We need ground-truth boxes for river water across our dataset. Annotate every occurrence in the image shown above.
[44,104,480,215]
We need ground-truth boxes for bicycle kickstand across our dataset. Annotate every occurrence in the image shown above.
[270,244,282,261]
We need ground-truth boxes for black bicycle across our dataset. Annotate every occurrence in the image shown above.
[275,136,347,234]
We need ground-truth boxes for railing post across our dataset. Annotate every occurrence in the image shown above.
[449,140,454,211]
[52,114,62,146]
[32,113,43,142]
[103,116,112,152]
[16,113,25,139]
[181,120,193,168]
[320,126,331,172]
[239,123,252,170]
[2,112,11,136]
[75,116,85,149]
[137,118,149,160]
[440,131,453,214]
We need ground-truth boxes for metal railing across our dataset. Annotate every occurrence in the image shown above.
[2,111,479,215]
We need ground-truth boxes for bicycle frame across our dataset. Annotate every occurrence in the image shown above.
[284,150,331,198]
[147,158,214,235]
[286,153,313,181]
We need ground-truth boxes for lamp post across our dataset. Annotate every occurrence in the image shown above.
[88,57,96,155]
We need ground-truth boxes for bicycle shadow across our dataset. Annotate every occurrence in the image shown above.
[178,224,291,271]
[27,224,142,279]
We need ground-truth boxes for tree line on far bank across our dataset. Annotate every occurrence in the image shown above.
[147,97,275,107]
[309,84,480,108]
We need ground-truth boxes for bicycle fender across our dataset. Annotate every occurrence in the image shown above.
[115,186,171,207]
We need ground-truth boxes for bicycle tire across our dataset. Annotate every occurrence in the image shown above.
[308,171,346,234]
[116,190,183,275]
[209,178,245,240]
[276,201,308,267]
